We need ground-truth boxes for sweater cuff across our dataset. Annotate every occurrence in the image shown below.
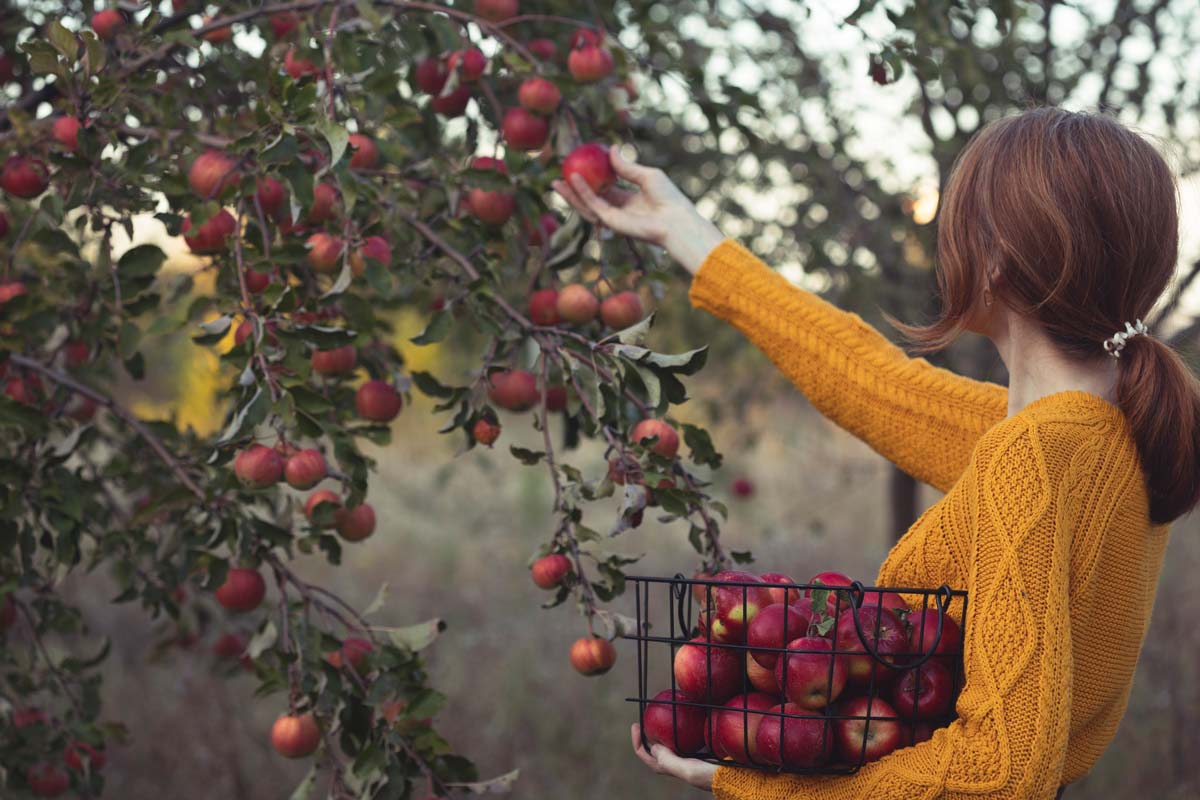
[688,238,772,318]
[712,765,761,799]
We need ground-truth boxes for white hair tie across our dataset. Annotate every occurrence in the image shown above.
[1103,319,1149,358]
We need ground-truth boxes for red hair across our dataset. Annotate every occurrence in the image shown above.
[892,107,1200,524]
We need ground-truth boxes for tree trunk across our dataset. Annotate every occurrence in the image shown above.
[889,466,918,542]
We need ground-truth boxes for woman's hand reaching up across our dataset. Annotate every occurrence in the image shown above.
[553,148,725,274]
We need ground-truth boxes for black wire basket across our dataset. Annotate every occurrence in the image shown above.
[625,573,968,773]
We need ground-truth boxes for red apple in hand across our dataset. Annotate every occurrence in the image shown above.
[562,143,616,193]
[756,704,834,768]
[271,713,321,758]
[835,606,907,684]
[835,696,902,763]
[775,636,848,710]
[673,637,742,703]
[643,689,706,755]
[747,603,813,668]
[891,659,954,719]
[710,692,775,763]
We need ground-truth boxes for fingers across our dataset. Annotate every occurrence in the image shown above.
[611,148,660,189]
[551,179,598,223]
[631,724,662,773]
[567,174,622,227]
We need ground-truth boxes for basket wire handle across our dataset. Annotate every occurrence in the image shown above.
[671,573,692,637]
[847,581,953,670]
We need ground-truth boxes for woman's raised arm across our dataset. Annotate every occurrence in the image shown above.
[556,150,1007,494]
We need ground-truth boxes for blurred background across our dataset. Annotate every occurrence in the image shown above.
[37,0,1200,797]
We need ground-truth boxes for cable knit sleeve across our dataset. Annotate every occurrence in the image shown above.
[711,418,1074,800]
[689,239,1007,493]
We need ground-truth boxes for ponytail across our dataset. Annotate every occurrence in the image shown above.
[1115,336,1200,524]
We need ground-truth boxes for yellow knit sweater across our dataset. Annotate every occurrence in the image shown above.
[689,240,1170,800]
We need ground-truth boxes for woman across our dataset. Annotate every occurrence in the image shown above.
[554,107,1200,798]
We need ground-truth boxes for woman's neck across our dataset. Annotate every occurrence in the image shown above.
[989,312,1119,417]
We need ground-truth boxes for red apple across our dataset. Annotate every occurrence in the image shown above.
[350,236,392,275]
[328,637,373,671]
[906,608,962,662]
[562,143,615,193]
[544,385,567,411]
[182,209,237,254]
[474,0,518,22]
[599,291,644,329]
[556,283,599,324]
[630,418,679,459]
[531,553,572,589]
[527,38,558,61]
[431,86,472,117]
[13,707,49,728]
[271,713,321,758]
[215,568,266,612]
[706,571,773,644]
[310,345,356,376]
[518,77,562,115]
[52,117,83,153]
[356,380,402,422]
[569,27,603,48]
[569,636,616,675]
[308,182,338,222]
[526,212,559,246]
[501,107,549,150]
[835,606,907,684]
[234,444,284,488]
[188,149,238,199]
[775,636,848,709]
[643,689,706,755]
[202,15,234,44]
[899,719,935,747]
[348,134,379,170]
[891,659,954,719]
[64,741,106,773]
[756,703,834,768]
[284,47,321,80]
[835,696,902,763]
[466,175,515,225]
[26,763,69,797]
[255,177,285,214]
[306,232,344,273]
[472,417,501,446]
[710,692,775,763]
[747,603,813,668]
[0,281,26,304]
[759,573,801,606]
[746,651,780,694]
[414,57,447,94]
[528,288,560,325]
[91,9,124,40]
[284,449,326,490]
[805,570,856,618]
[268,11,299,38]
[245,269,271,293]
[859,589,911,617]
[63,339,89,368]
[568,44,615,82]
[304,490,341,526]
[447,48,487,82]
[672,636,742,702]
[1,156,50,199]
[487,369,539,411]
[1,592,15,631]
[732,477,755,498]
[212,632,246,660]
[336,503,376,541]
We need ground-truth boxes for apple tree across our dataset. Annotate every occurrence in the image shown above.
[0,1,985,797]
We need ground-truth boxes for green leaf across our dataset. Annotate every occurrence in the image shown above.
[316,118,349,169]
[48,20,78,61]
[386,618,446,652]
[411,310,452,345]
[509,446,545,465]
[287,766,319,800]
[410,371,455,399]
[118,245,167,279]
[247,621,278,659]
[446,769,521,795]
